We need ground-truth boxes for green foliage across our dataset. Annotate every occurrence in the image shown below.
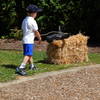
[0,0,16,34]
[0,0,100,42]
[37,0,69,32]
[10,28,22,40]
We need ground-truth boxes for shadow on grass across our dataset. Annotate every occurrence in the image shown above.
[35,59,55,65]
[1,64,17,69]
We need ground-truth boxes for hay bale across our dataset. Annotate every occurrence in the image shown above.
[46,33,89,64]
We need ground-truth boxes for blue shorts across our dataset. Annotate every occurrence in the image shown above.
[23,44,35,56]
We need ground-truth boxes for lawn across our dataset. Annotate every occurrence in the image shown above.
[0,50,100,82]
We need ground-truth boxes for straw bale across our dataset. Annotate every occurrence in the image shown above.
[46,34,89,64]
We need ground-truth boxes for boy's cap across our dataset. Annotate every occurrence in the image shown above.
[26,4,43,13]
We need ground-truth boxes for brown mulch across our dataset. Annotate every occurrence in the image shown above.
[0,39,48,51]
[0,64,100,100]
[0,39,100,53]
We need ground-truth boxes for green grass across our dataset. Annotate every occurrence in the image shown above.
[0,50,100,82]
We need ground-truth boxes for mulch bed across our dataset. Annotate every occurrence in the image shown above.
[0,39,48,51]
[0,39,100,53]
[0,65,100,100]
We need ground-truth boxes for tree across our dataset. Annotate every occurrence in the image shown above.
[0,0,100,43]
[0,0,16,35]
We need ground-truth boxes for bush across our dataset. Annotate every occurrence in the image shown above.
[9,28,22,40]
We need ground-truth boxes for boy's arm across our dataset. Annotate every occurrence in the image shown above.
[34,30,42,43]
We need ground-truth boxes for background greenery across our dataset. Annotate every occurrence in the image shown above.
[0,0,100,43]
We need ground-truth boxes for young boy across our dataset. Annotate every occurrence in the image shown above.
[16,4,42,75]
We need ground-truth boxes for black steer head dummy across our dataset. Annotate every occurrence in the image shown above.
[46,31,71,43]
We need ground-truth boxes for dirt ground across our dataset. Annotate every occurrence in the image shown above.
[0,39,100,53]
[0,64,100,100]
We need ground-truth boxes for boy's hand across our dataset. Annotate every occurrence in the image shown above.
[38,38,42,44]
[34,30,42,44]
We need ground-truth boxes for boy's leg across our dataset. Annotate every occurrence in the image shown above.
[29,56,34,68]
[19,56,30,68]
[28,56,33,64]
[16,56,30,75]
[28,56,37,70]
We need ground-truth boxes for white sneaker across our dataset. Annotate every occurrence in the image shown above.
[30,64,37,70]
